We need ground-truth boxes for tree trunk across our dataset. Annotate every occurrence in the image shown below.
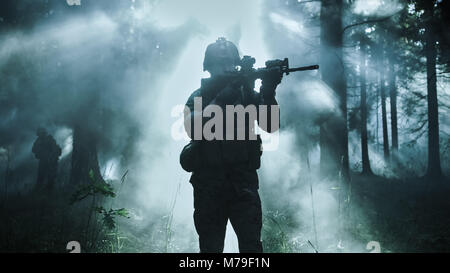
[388,58,398,158]
[376,84,379,153]
[319,0,349,180]
[424,2,442,178]
[379,49,390,162]
[70,124,104,186]
[69,90,104,187]
[360,39,373,175]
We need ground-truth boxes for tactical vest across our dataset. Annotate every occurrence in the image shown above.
[181,78,263,172]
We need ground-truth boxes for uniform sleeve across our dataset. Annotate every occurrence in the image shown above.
[48,136,61,158]
[32,139,40,159]
[252,91,280,133]
[184,89,202,139]
[57,143,62,157]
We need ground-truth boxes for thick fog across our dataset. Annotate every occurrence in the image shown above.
[0,0,448,253]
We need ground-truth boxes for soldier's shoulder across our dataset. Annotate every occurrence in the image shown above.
[190,88,202,98]
[186,78,214,105]
[186,88,201,103]
[186,81,204,105]
[45,134,56,142]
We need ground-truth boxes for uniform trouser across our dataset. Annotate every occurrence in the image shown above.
[36,161,57,190]
[191,168,263,253]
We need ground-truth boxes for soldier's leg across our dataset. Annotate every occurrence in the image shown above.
[193,182,229,253]
[228,170,263,253]
[35,162,46,190]
[47,162,58,190]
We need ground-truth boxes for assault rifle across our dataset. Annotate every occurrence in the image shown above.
[229,55,319,82]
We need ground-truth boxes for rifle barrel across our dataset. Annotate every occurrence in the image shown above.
[287,65,319,72]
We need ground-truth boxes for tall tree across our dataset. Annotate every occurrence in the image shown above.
[69,92,105,186]
[359,38,373,175]
[388,52,399,158]
[319,0,349,179]
[383,17,401,162]
[422,0,442,178]
[398,0,445,178]
[378,46,390,161]
[70,124,104,185]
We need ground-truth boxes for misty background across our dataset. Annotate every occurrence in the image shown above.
[0,0,449,253]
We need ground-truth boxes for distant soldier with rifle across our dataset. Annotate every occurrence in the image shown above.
[180,37,318,253]
[32,127,62,191]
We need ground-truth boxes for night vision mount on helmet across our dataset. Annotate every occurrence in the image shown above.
[203,37,241,72]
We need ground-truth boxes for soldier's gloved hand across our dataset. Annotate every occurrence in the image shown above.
[261,68,282,98]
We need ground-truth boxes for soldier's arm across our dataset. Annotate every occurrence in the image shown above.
[47,136,62,158]
[184,90,200,139]
[256,71,282,133]
[184,90,219,140]
[32,140,40,159]
[54,138,62,156]
[254,85,280,133]
[57,145,62,157]
[184,78,239,139]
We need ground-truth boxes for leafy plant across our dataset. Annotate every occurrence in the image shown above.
[69,169,130,252]
[69,170,115,205]
[95,207,130,230]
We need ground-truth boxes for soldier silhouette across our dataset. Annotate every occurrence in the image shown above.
[182,38,281,253]
[32,127,61,190]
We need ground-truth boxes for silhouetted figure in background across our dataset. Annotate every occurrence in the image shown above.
[32,127,61,190]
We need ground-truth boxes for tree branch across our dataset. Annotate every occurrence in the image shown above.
[342,12,401,35]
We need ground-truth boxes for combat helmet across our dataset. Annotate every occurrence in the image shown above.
[203,37,240,72]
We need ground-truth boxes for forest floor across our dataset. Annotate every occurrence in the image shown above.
[348,173,450,252]
[1,174,450,252]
